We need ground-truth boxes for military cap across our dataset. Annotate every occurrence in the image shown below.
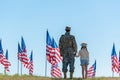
[65,26,71,31]
[81,42,87,47]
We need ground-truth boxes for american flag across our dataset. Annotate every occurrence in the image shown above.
[46,30,54,64]
[51,38,62,64]
[21,37,30,68]
[119,51,120,73]
[4,50,11,72]
[17,42,23,61]
[46,30,62,78]
[18,42,28,65]
[0,40,11,72]
[87,60,96,78]
[51,63,62,78]
[46,33,62,64]
[50,38,62,78]
[111,44,119,73]
[28,51,33,75]
[0,40,3,63]
[17,37,30,68]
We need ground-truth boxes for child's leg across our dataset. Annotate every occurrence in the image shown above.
[82,65,85,79]
[85,64,88,79]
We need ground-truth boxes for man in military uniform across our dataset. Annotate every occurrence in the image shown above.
[59,26,77,79]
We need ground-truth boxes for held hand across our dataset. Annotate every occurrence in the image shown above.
[75,52,79,57]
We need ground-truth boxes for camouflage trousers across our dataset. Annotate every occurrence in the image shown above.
[62,56,75,73]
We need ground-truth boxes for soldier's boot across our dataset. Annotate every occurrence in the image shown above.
[70,72,73,79]
[64,72,67,79]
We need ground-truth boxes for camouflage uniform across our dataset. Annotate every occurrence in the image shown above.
[59,27,77,79]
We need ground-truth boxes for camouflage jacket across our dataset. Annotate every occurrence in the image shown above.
[59,32,77,56]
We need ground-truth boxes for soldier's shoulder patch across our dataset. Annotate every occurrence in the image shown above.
[61,34,65,37]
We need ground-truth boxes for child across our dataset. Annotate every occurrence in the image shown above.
[77,42,89,79]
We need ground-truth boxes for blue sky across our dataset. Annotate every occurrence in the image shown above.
[0,0,120,78]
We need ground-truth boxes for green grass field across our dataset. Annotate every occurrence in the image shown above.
[0,74,120,80]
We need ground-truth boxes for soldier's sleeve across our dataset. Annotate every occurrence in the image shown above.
[72,36,77,53]
[59,35,64,56]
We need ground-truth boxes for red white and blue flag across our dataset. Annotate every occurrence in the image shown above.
[17,42,23,61]
[50,38,62,78]
[111,43,119,73]
[4,50,11,72]
[46,30,54,64]
[0,40,4,64]
[51,63,62,78]
[17,37,29,68]
[46,30,62,78]
[51,38,62,64]
[87,60,96,78]
[119,51,120,73]
[21,37,29,68]
[0,40,11,72]
[46,31,62,64]
[28,51,33,75]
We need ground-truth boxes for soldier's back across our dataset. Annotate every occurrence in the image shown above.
[61,33,74,49]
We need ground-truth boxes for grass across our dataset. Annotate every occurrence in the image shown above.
[0,74,119,80]
[51,77,120,80]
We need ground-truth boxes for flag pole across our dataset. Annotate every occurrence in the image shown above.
[18,58,19,75]
[21,62,22,76]
[17,43,19,76]
[4,68,6,75]
[45,55,47,77]
[112,72,114,77]
[45,30,47,77]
